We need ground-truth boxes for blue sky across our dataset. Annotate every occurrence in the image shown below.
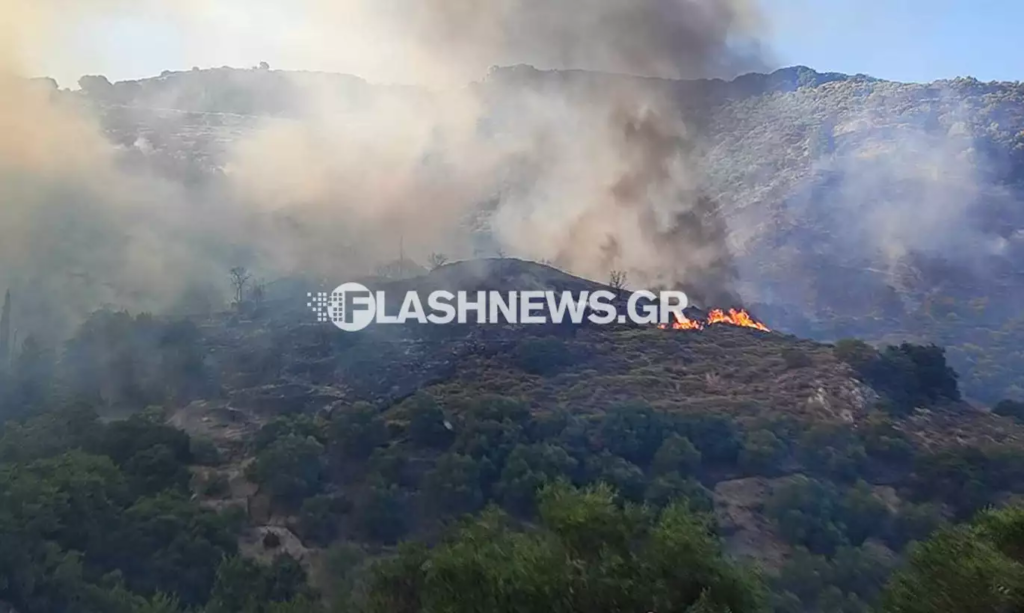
[35,1,1024,86]
[762,0,1024,83]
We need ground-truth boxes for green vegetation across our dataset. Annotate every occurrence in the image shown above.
[879,505,1024,613]
[366,481,765,613]
[834,340,961,414]
[0,407,263,613]
[4,297,1024,613]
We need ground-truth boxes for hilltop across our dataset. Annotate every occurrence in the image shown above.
[33,63,1024,403]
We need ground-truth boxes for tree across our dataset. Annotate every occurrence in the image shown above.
[247,435,324,507]
[765,476,848,555]
[650,435,702,476]
[841,481,892,546]
[229,267,251,310]
[609,270,627,292]
[207,555,312,613]
[835,340,961,413]
[427,253,449,270]
[644,472,713,512]
[583,452,646,502]
[357,484,410,544]
[496,443,578,514]
[406,395,453,449]
[878,506,1024,613]
[297,495,350,545]
[596,402,666,467]
[833,339,877,371]
[423,453,484,517]
[328,403,388,460]
[365,481,766,613]
[738,430,788,475]
[513,337,573,376]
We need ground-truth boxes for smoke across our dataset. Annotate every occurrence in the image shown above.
[0,0,259,338]
[0,0,769,341]
[216,0,767,304]
[329,0,764,82]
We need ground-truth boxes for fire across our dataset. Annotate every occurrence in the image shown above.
[658,308,771,332]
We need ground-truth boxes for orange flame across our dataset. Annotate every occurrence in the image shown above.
[658,308,770,332]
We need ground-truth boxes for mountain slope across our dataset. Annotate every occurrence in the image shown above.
[38,64,1024,403]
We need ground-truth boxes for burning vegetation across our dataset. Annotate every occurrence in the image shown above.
[660,307,771,332]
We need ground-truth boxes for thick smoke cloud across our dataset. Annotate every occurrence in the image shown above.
[352,0,765,81]
[220,0,767,303]
[0,0,259,337]
[0,0,768,340]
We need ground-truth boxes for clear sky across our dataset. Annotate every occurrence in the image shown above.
[28,0,1024,86]
[761,0,1024,83]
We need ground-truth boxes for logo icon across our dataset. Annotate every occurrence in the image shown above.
[308,283,376,332]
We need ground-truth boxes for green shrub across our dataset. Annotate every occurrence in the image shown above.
[513,337,574,376]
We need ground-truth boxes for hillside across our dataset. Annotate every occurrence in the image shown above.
[3,258,1024,612]
[8,63,1024,612]
[38,64,1024,404]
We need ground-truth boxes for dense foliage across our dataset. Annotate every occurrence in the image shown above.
[879,505,1024,613]
[3,299,1024,613]
[0,407,312,613]
[366,481,765,613]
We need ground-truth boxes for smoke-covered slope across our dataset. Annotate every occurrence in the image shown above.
[52,64,1024,402]
[3,67,1022,398]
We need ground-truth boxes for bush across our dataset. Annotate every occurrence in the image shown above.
[834,339,878,371]
[738,430,788,476]
[369,447,415,488]
[878,506,1024,613]
[357,484,411,544]
[650,435,701,476]
[406,394,454,449]
[583,452,646,502]
[252,416,321,454]
[206,555,312,613]
[643,472,713,512]
[423,453,485,517]
[364,482,766,613]
[798,425,868,482]
[247,435,324,507]
[672,414,742,465]
[993,399,1024,422]
[766,476,848,555]
[835,341,961,414]
[782,347,813,369]
[596,402,666,467]
[297,494,350,545]
[329,403,388,460]
[513,337,574,376]
[496,443,578,514]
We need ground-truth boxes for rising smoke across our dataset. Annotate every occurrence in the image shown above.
[219,0,768,305]
[19,0,999,341]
